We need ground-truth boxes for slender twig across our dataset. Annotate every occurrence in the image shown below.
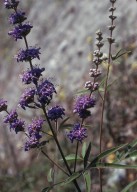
[99,1,116,192]
[41,149,69,176]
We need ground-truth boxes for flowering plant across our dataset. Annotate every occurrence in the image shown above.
[1,0,137,191]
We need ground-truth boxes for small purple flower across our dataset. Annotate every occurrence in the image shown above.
[37,80,56,105]
[8,23,33,41]
[4,0,19,9]
[19,88,35,109]
[47,106,65,121]
[0,99,7,112]
[67,123,87,143]
[9,11,27,24]
[24,118,44,151]
[73,95,95,118]
[24,136,39,151]
[28,118,44,138]
[16,47,41,62]
[4,110,18,123]
[10,119,25,133]
[20,67,45,84]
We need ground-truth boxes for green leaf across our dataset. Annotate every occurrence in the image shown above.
[87,143,127,170]
[82,142,87,158]
[121,180,137,192]
[60,154,82,162]
[84,142,92,168]
[61,172,81,185]
[111,49,131,60]
[83,171,91,192]
[114,138,137,162]
[47,168,53,183]
[91,163,137,169]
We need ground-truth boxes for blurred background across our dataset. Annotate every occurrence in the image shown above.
[0,0,137,191]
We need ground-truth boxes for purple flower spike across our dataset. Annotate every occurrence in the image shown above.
[8,23,33,41]
[67,123,87,143]
[48,106,65,121]
[19,88,35,110]
[16,47,41,62]
[20,67,45,85]
[10,119,25,133]
[0,99,7,112]
[24,118,44,151]
[37,80,56,105]
[4,110,18,123]
[9,11,26,24]
[73,95,96,119]
[4,0,19,9]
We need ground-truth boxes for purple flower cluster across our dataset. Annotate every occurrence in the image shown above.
[37,80,56,105]
[19,88,35,110]
[16,47,41,62]
[0,99,7,112]
[9,11,26,24]
[47,106,65,121]
[4,0,19,9]
[4,110,25,133]
[8,23,33,41]
[24,118,44,151]
[73,95,96,119]
[67,123,87,143]
[20,67,45,85]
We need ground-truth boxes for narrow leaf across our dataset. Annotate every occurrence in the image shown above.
[60,154,82,162]
[82,142,87,158]
[47,168,53,183]
[87,143,127,169]
[83,171,91,192]
[62,172,81,185]
[121,180,137,192]
[91,163,137,169]
[84,142,92,168]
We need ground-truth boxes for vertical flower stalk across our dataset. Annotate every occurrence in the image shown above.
[3,1,81,191]
[67,30,105,173]
[99,0,117,191]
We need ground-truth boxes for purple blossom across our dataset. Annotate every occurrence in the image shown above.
[0,99,7,112]
[37,80,56,105]
[19,88,35,110]
[28,118,44,139]
[4,0,19,9]
[73,95,96,118]
[47,106,65,121]
[16,47,41,62]
[8,23,33,41]
[4,110,18,123]
[24,118,44,151]
[10,119,25,133]
[20,67,45,85]
[9,11,26,24]
[24,136,39,151]
[3,110,24,133]
[67,123,87,143]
